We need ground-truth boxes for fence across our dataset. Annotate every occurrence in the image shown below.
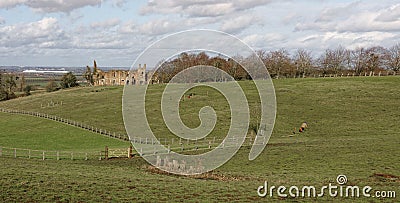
[0,146,99,160]
[128,135,265,157]
[287,70,398,79]
[0,107,265,150]
[100,146,133,160]
[0,135,260,161]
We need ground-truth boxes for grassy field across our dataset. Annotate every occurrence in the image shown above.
[0,76,399,202]
[0,112,128,152]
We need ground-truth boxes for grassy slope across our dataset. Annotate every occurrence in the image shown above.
[0,112,128,152]
[0,77,399,202]
[0,86,126,135]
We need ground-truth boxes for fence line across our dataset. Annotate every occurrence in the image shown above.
[285,70,398,79]
[0,146,98,160]
[99,135,261,159]
[1,133,265,161]
[0,108,129,141]
[0,107,263,149]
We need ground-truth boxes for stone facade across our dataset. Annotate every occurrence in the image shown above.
[94,64,154,86]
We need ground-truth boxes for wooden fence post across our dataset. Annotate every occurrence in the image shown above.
[85,153,88,160]
[71,152,74,160]
[28,150,31,159]
[105,146,108,160]
[0,146,2,157]
[128,146,132,158]
[14,148,17,158]
[42,151,45,160]
[57,151,59,160]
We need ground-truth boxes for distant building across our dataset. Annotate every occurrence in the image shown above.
[22,70,70,74]
[93,64,156,86]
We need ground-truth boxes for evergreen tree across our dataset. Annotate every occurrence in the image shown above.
[60,72,79,89]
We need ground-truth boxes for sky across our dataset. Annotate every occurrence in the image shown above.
[0,0,399,67]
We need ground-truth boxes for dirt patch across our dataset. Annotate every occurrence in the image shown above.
[372,173,400,182]
[143,165,251,181]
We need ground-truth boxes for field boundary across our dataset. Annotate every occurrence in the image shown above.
[0,107,265,150]
[0,108,130,141]
[0,146,99,160]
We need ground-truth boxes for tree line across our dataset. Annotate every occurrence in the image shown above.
[0,71,79,101]
[154,44,400,82]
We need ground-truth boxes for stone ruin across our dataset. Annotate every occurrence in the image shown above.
[93,63,156,86]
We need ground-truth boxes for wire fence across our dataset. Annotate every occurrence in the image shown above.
[277,70,398,79]
[0,107,264,149]
[0,135,261,161]
[0,146,100,160]
[0,108,130,141]
[103,135,262,159]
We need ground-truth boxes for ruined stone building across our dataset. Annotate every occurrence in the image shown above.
[93,64,155,86]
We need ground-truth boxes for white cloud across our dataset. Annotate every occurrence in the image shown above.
[0,0,26,8]
[315,1,360,22]
[118,20,136,34]
[138,18,181,36]
[184,3,234,17]
[140,0,273,17]
[70,34,128,49]
[336,12,400,32]
[295,31,397,52]
[90,18,121,29]
[0,17,68,48]
[0,0,101,13]
[242,33,286,48]
[295,3,400,33]
[220,14,257,33]
[0,17,5,25]
[0,16,133,51]
[375,4,400,22]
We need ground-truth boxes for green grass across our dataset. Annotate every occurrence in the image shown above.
[0,86,126,135]
[0,76,399,202]
[0,112,128,152]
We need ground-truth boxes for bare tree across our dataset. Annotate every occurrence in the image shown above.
[265,49,292,78]
[364,46,388,72]
[319,46,348,75]
[386,44,400,72]
[350,48,367,74]
[294,49,313,77]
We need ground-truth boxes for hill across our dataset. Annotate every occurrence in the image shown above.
[0,76,399,202]
[0,112,128,152]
